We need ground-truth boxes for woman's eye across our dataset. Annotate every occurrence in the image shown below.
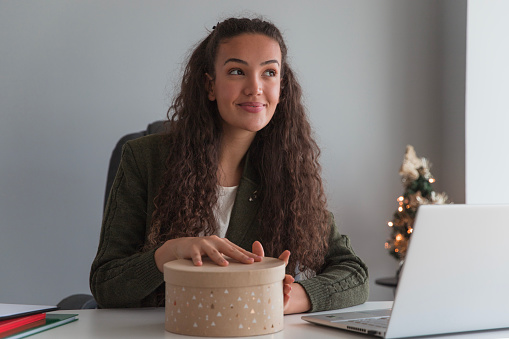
[264,69,277,77]
[229,69,244,75]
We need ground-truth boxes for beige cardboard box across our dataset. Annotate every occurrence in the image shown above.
[164,257,285,337]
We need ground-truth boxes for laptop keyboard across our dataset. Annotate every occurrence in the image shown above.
[351,317,389,329]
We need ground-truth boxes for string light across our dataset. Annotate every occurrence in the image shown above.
[395,234,403,241]
[407,228,413,234]
[429,178,435,183]
[398,206,403,212]
[388,221,393,227]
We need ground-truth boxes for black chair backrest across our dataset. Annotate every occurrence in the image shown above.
[104,120,166,210]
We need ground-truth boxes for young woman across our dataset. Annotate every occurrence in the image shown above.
[90,17,369,314]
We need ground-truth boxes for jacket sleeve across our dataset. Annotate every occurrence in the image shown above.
[296,214,369,312]
[90,142,164,308]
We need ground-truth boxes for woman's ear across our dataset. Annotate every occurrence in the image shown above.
[205,73,215,101]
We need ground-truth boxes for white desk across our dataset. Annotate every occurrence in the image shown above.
[36,302,509,338]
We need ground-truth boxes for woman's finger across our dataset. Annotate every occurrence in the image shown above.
[200,239,230,266]
[251,241,265,257]
[170,236,263,267]
[222,238,262,261]
[187,241,204,266]
[283,274,295,285]
[190,252,203,266]
[202,236,262,265]
[216,240,259,264]
[283,283,292,295]
[278,250,291,266]
[207,250,229,266]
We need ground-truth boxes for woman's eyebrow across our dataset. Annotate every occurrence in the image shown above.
[261,59,280,66]
[224,58,247,65]
[224,58,280,66]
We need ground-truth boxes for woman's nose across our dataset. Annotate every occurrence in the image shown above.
[243,75,262,96]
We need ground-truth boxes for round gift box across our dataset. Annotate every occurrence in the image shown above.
[164,257,285,337]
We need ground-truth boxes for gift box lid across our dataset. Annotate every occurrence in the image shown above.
[164,257,285,288]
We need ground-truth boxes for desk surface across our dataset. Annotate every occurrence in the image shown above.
[37,301,509,339]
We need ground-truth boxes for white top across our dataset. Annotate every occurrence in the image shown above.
[213,185,238,238]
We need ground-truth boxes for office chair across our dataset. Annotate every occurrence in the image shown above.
[57,293,98,310]
[103,120,166,209]
[57,120,166,309]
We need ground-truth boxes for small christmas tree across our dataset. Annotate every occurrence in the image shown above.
[385,145,451,261]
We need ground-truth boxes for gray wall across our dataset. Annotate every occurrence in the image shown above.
[0,0,466,305]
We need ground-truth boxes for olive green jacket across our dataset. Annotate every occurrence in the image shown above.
[90,134,369,311]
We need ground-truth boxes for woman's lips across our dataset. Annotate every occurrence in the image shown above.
[237,102,265,113]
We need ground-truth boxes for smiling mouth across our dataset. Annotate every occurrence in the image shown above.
[237,102,265,113]
[238,102,265,107]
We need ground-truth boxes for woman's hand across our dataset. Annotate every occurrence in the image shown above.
[251,241,310,314]
[154,236,262,272]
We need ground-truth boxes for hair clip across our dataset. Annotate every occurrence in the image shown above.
[212,22,220,30]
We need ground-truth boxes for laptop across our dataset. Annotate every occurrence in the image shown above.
[302,204,509,338]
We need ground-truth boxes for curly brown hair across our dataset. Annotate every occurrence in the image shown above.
[148,17,330,275]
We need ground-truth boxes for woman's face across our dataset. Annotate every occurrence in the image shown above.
[207,33,281,137]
